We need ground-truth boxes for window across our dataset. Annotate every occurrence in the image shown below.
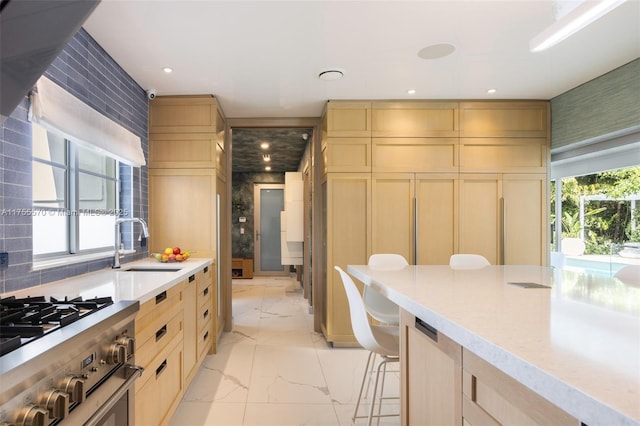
[32,123,120,258]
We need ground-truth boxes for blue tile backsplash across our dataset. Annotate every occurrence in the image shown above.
[0,28,149,293]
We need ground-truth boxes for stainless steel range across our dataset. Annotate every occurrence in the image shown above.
[0,295,141,425]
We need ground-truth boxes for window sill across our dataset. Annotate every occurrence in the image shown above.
[32,249,137,271]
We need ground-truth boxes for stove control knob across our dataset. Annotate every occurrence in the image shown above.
[15,405,49,426]
[60,375,85,404]
[39,390,69,419]
[117,335,135,356]
[107,342,127,364]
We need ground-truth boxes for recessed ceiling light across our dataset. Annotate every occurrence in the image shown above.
[265,166,272,171]
[417,43,456,60]
[487,88,497,94]
[260,142,270,149]
[318,69,344,81]
[407,89,417,95]
[162,67,173,73]
[263,154,271,162]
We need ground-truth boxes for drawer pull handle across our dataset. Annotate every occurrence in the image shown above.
[415,317,438,342]
[155,325,167,342]
[189,274,195,283]
[155,360,167,377]
[203,331,209,341]
[203,288,209,297]
[204,266,208,273]
[203,309,209,319]
[155,291,167,305]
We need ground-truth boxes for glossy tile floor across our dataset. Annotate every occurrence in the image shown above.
[170,275,400,426]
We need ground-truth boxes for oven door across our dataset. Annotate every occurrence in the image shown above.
[66,364,143,426]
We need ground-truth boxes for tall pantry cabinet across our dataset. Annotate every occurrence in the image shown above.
[148,95,228,350]
[320,100,549,345]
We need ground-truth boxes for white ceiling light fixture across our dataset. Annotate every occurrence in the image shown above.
[407,89,417,95]
[487,88,497,94]
[162,67,173,73]
[530,0,627,52]
[260,142,269,149]
[263,154,271,162]
[318,69,344,81]
[265,166,272,171]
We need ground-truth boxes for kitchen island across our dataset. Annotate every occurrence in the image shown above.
[347,265,640,426]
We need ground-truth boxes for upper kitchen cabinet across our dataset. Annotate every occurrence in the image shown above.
[459,137,547,173]
[371,101,459,138]
[325,101,372,137]
[459,101,549,138]
[372,138,458,173]
[322,137,372,173]
[149,95,226,170]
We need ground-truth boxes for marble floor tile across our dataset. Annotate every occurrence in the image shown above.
[172,275,400,426]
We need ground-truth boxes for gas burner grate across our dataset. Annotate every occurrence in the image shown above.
[0,295,115,355]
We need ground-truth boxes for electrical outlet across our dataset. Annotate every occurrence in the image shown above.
[0,252,8,270]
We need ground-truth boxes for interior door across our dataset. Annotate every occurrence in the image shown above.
[254,184,285,275]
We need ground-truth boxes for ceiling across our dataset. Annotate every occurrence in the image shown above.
[232,128,312,172]
[82,0,640,172]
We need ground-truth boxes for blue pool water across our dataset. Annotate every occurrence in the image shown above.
[564,257,627,277]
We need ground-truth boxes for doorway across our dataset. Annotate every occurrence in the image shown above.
[253,183,286,275]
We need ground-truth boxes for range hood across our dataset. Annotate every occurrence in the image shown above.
[0,0,100,122]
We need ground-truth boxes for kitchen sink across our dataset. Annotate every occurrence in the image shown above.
[123,267,182,272]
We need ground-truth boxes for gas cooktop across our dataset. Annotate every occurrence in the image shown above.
[0,295,114,355]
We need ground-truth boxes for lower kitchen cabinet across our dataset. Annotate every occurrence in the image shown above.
[134,264,215,425]
[400,309,461,426]
[400,309,577,426]
[462,350,577,426]
[135,336,184,426]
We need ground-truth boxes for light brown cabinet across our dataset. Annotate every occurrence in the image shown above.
[135,282,185,426]
[400,309,462,426]
[459,173,547,265]
[322,172,371,344]
[371,173,458,265]
[319,99,549,344]
[462,350,577,426]
[400,309,577,426]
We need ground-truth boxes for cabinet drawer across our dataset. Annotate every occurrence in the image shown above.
[135,336,183,426]
[136,310,183,371]
[197,301,212,333]
[197,321,212,359]
[136,281,184,327]
[462,350,577,425]
[198,283,212,310]
[197,265,212,290]
[136,286,184,348]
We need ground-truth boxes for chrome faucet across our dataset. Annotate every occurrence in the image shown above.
[113,217,149,268]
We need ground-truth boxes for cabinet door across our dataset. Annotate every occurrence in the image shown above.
[459,174,501,264]
[503,174,547,266]
[325,101,371,137]
[371,101,459,138]
[371,138,458,173]
[149,169,217,258]
[415,174,458,265]
[325,173,371,344]
[371,173,414,263]
[400,309,462,426]
[459,101,549,138]
[324,137,372,173]
[149,95,221,134]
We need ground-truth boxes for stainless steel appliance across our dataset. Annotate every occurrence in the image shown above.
[0,295,141,425]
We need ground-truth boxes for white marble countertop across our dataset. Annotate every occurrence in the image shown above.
[347,264,640,426]
[2,258,213,304]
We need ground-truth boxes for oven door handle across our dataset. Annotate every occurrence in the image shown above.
[84,364,144,426]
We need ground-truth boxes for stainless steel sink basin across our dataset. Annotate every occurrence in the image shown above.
[123,267,182,272]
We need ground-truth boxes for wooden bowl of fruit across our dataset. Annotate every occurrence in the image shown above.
[151,247,191,262]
